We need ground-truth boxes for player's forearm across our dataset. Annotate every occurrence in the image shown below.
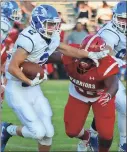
[8,63,31,85]
[104,75,119,98]
[58,42,89,58]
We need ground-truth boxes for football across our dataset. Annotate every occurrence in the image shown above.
[20,61,44,80]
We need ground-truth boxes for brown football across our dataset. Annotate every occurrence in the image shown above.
[20,61,44,80]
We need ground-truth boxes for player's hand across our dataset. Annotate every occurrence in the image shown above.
[49,31,60,50]
[97,91,111,107]
[30,72,47,86]
[88,50,109,67]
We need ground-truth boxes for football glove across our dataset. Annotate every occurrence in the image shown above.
[30,72,47,86]
[88,50,110,67]
[97,91,111,107]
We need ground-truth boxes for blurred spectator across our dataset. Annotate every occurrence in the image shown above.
[58,12,66,42]
[58,12,66,23]
[96,1,112,25]
[67,22,88,44]
[75,1,92,25]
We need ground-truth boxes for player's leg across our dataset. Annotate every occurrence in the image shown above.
[115,81,126,151]
[32,88,54,151]
[2,81,47,152]
[64,95,91,151]
[90,81,126,151]
[92,97,115,152]
[89,117,98,151]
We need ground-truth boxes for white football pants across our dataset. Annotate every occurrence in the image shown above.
[5,80,54,142]
[116,80,126,140]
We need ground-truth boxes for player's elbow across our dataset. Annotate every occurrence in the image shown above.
[115,81,119,94]
[112,77,119,96]
[8,61,18,75]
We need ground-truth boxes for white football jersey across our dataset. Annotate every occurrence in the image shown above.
[1,16,12,43]
[97,21,126,66]
[6,26,57,80]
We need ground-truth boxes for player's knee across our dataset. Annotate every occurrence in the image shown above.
[98,129,113,140]
[66,129,81,138]
[38,137,52,146]
[33,124,46,140]
[34,129,46,140]
[46,125,54,138]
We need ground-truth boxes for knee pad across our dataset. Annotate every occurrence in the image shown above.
[38,136,52,146]
[33,129,46,140]
[30,122,46,140]
[46,126,54,138]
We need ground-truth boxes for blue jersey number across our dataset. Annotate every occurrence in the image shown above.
[38,52,49,65]
[116,49,126,59]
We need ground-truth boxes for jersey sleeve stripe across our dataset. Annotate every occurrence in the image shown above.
[1,46,6,56]
[20,34,34,52]
[103,62,118,76]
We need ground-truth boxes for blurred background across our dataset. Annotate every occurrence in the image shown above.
[3,0,126,81]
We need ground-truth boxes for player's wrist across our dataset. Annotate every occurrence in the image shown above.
[26,79,32,86]
[106,92,112,100]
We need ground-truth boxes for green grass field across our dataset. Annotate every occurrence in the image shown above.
[2,80,119,151]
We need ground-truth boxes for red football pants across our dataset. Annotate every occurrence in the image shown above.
[64,95,115,140]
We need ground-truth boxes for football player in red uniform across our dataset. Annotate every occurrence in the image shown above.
[47,35,119,152]
[0,29,19,103]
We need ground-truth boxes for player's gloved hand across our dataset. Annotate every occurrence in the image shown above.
[88,50,110,67]
[49,31,60,51]
[30,72,47,86]
[97,91,111,107]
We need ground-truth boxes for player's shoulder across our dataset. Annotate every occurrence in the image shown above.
[98,55,119,78]
[19,26,39,42]
[98,21,120,39]
[1,16,11,31]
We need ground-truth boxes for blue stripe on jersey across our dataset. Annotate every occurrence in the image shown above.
[20,34,34,52]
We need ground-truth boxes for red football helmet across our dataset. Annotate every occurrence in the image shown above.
[77,34,106,74]
[80,34,106,52]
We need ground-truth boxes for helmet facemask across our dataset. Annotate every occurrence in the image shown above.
[77,58,95,74]
[113,14,127,35]
[38,17,61,39]
[10,8,22,22]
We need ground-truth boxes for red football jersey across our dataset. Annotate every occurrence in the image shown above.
[1,44,7,65]
[62,55,119,98]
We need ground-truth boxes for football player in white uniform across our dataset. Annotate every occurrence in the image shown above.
[1,4,110,152]
[1,1,22,43]
[89,1,127,151]
[1,1,22,103]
